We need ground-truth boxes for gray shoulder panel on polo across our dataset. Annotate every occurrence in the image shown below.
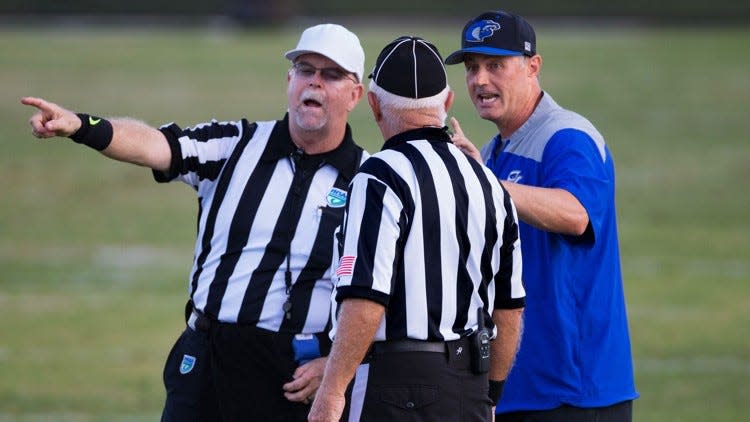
[504,92,608,163]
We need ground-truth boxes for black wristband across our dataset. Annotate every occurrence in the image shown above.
[488,379,505,403]
[69,113,113,151]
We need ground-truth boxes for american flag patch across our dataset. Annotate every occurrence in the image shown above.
[335,255,356,276]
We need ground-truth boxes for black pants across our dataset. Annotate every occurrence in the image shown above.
[161,323,310,422]
[161,326,219,422]
[343,341,493,421]
[496,400,633,422]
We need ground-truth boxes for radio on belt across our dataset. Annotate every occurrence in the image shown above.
[471,307,491,374]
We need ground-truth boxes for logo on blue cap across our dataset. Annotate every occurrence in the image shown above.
[466,20,501,42]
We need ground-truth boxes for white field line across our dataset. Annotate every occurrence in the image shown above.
[636,357,750,375]
[622,255,750,280]
[94,245,187,269]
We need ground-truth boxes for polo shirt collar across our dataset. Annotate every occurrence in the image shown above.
[501,91,559,142]
[382,126,451,151]
[262,113,362,181]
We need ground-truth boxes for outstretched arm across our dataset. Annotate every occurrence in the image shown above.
[22,96,172,172]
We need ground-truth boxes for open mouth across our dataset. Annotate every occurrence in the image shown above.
[303,99,323,108]
[477,93,499,104]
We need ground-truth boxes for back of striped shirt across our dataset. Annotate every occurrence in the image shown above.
[333,127,524,341]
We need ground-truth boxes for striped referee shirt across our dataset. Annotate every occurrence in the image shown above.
[332,127,525,342]
[154,113,366,334]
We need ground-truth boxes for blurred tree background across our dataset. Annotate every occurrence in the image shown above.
[3,0,749,24]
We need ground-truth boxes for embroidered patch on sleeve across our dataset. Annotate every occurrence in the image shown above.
[335,255,356,277]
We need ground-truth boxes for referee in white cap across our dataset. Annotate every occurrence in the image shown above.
[309,36,526,422]
[22,23,367,421]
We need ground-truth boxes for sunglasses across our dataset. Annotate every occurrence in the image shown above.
[291,62,358,83]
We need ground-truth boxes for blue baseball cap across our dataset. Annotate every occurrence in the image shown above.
[444,10,536,65]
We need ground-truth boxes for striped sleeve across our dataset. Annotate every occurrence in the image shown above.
[153,119,252,189]
[335,172,404,306]
[492,178,525,309]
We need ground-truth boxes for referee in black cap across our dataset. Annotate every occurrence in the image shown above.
[309,36,526,422]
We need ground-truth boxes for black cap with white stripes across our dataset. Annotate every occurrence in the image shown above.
[368,36,447,100]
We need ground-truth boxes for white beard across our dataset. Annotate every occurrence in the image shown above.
[293,89,327,132]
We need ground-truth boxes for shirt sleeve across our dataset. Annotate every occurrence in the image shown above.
[152,119,245,190]
[334,173,403,307]
[494,183,526,310]
[541,128,612,242]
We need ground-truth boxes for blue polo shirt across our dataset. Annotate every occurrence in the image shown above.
[482,93,638,412]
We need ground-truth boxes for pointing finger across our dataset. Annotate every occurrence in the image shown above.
[21,96,50,111]
[450,116,465,137]
[22,97,82,137]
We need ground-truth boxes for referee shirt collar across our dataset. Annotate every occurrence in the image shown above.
[382,126,452,151]
[263,113,363,181]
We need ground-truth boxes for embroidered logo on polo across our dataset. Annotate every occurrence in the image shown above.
[466,20,502,42]
[507,170,523,183]
[180,354,196,374]
[326,188,348,208]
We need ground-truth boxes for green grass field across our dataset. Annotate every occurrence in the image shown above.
[1,22,749,421]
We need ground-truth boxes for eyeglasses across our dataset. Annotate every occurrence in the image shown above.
[291,62,358,83]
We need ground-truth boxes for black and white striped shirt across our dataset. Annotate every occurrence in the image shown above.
[332,127,525,341]
[155,113,367,334]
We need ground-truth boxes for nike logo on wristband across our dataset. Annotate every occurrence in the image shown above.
[89,116,101,125]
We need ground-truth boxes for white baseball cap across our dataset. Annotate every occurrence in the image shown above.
[285,24,365,83]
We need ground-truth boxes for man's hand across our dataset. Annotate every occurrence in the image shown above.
[449,116,482,162]
[21,97,81,139]
[307,387,346,422]
[283,356,327,404]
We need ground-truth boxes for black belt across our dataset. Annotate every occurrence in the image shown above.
[369,337,470,355]
[187,309,213,332]
[187,309,316,340]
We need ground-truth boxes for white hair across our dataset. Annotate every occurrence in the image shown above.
[369,79,450,111]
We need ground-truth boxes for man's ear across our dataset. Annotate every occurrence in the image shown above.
[528,55,542,78]
[347,83,365,112]
[367,91,382,122]
[444,90,455,113]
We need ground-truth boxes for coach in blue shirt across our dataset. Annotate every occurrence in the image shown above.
[446,10,639,421]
